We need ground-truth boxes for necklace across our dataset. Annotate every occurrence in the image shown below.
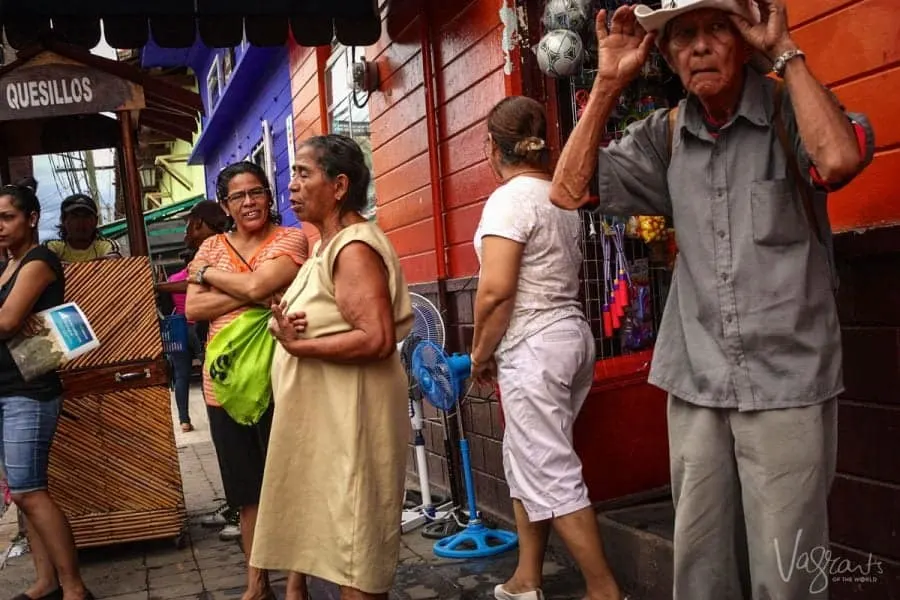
[501,169,549,184]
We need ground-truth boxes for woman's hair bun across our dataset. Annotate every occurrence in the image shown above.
[513,137,546,156]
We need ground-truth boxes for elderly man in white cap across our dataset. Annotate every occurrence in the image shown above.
[550,0,874,598]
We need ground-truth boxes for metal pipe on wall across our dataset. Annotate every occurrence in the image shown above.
[420,2,448,282]
[117,110,149,256]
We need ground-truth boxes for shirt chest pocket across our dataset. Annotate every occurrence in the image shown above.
[750,179,809,246]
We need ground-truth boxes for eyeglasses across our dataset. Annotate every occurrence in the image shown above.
[224,186,268,204]
[668,20,734,50]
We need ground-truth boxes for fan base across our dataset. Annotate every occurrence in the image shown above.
[401,501,455,533]
[432,522,518,559]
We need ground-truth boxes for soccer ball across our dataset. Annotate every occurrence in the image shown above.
[542,0,590,33]
[536,29,584,78]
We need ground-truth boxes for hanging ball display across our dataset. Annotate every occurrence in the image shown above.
[536,29,584,78]
[542,0,590,33]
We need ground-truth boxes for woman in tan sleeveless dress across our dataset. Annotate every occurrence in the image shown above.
[251,135,412,600]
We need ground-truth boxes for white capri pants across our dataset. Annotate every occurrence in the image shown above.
[496,316,595,522]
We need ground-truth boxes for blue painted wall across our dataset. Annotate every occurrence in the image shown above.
[192,45,299,228]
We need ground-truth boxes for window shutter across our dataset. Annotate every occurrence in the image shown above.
[285,115,296,171]
[261,119,276,196]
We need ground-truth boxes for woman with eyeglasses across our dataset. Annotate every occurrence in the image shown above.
[185,162,308,600]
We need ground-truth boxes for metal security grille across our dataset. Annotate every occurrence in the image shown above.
[553,0,676,359]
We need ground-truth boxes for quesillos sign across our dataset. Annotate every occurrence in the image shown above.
[0,53,144,121]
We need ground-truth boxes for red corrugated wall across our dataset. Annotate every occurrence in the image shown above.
[789,0,900,231]
[367,0,510,284]
[288,42,326,246]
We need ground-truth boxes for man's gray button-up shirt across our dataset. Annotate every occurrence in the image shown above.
[596,67,875,411]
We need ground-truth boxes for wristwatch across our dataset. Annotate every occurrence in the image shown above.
[773,48,805,78]
[195,265,209,284]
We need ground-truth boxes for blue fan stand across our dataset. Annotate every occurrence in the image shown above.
[412,342,519,560]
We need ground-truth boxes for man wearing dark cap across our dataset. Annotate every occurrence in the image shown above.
[44,193,122,262]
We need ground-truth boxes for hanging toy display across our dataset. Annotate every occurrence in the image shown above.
[621,258,656,351]
[536,0,589,78]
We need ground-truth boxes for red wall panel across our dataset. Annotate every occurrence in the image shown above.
[375,153,431,206]
[377,185,433,233]
[286,1,518,283]
[788,0,858,26]
[367,1,509,282]
[288,41,324,247]
[793,0,900,87]
[831,149,900,230]
[833,66,900,150]
[786,0,900,232]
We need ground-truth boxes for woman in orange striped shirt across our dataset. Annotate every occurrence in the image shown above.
[186,161,308,600]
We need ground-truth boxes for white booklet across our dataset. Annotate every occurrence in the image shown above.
[6,302,101,381]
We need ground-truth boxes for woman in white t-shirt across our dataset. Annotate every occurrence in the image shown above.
[472,97,623,600]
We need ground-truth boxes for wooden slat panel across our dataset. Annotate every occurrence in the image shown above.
[377,185,432,232]
[433,0,501,70]
[369,88,425,151]
[385,219,436,257]
[374,152,430,205]
[438,25,504,104]
[833,65,900,150]
[371,120,428,178]
[68,508,185,548]
[439,120,487,177]
[398,252,438,284]
[62,257,163,370]
[787,0,858,27]
[102,385,184,513]
[368,50,423,123]
[792,0,900,86]
[448,241,480,279]
[831,149,900,231]
[48,395,108,516]
[437,67,505,143]
[442,160,495,211]
[446,200,485,246]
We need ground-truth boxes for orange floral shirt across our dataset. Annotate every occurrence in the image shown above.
[191,226,308,407]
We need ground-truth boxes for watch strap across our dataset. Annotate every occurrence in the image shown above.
[773,48,805,77]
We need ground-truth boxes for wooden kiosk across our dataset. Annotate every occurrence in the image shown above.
[0,40,203,548]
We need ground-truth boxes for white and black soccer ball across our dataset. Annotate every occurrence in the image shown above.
[536,29,584,78]
[542,0,590,33]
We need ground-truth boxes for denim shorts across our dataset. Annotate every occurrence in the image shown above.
[0,395,62,494]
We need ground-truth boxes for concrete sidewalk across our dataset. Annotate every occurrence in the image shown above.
[0,386,587,600]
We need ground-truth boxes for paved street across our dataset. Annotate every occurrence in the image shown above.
[0,386,587,600]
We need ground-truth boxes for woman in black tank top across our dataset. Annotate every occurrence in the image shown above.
[0,179,93,600]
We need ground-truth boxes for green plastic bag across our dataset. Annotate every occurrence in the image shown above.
[204,307,275,425]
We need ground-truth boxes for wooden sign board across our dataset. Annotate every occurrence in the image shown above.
[0,51,144,122]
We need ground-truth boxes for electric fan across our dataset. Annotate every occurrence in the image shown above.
[411,340,519,559]
[398,293,454,533]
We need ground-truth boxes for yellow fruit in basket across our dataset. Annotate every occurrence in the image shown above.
[636,216,667,243]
